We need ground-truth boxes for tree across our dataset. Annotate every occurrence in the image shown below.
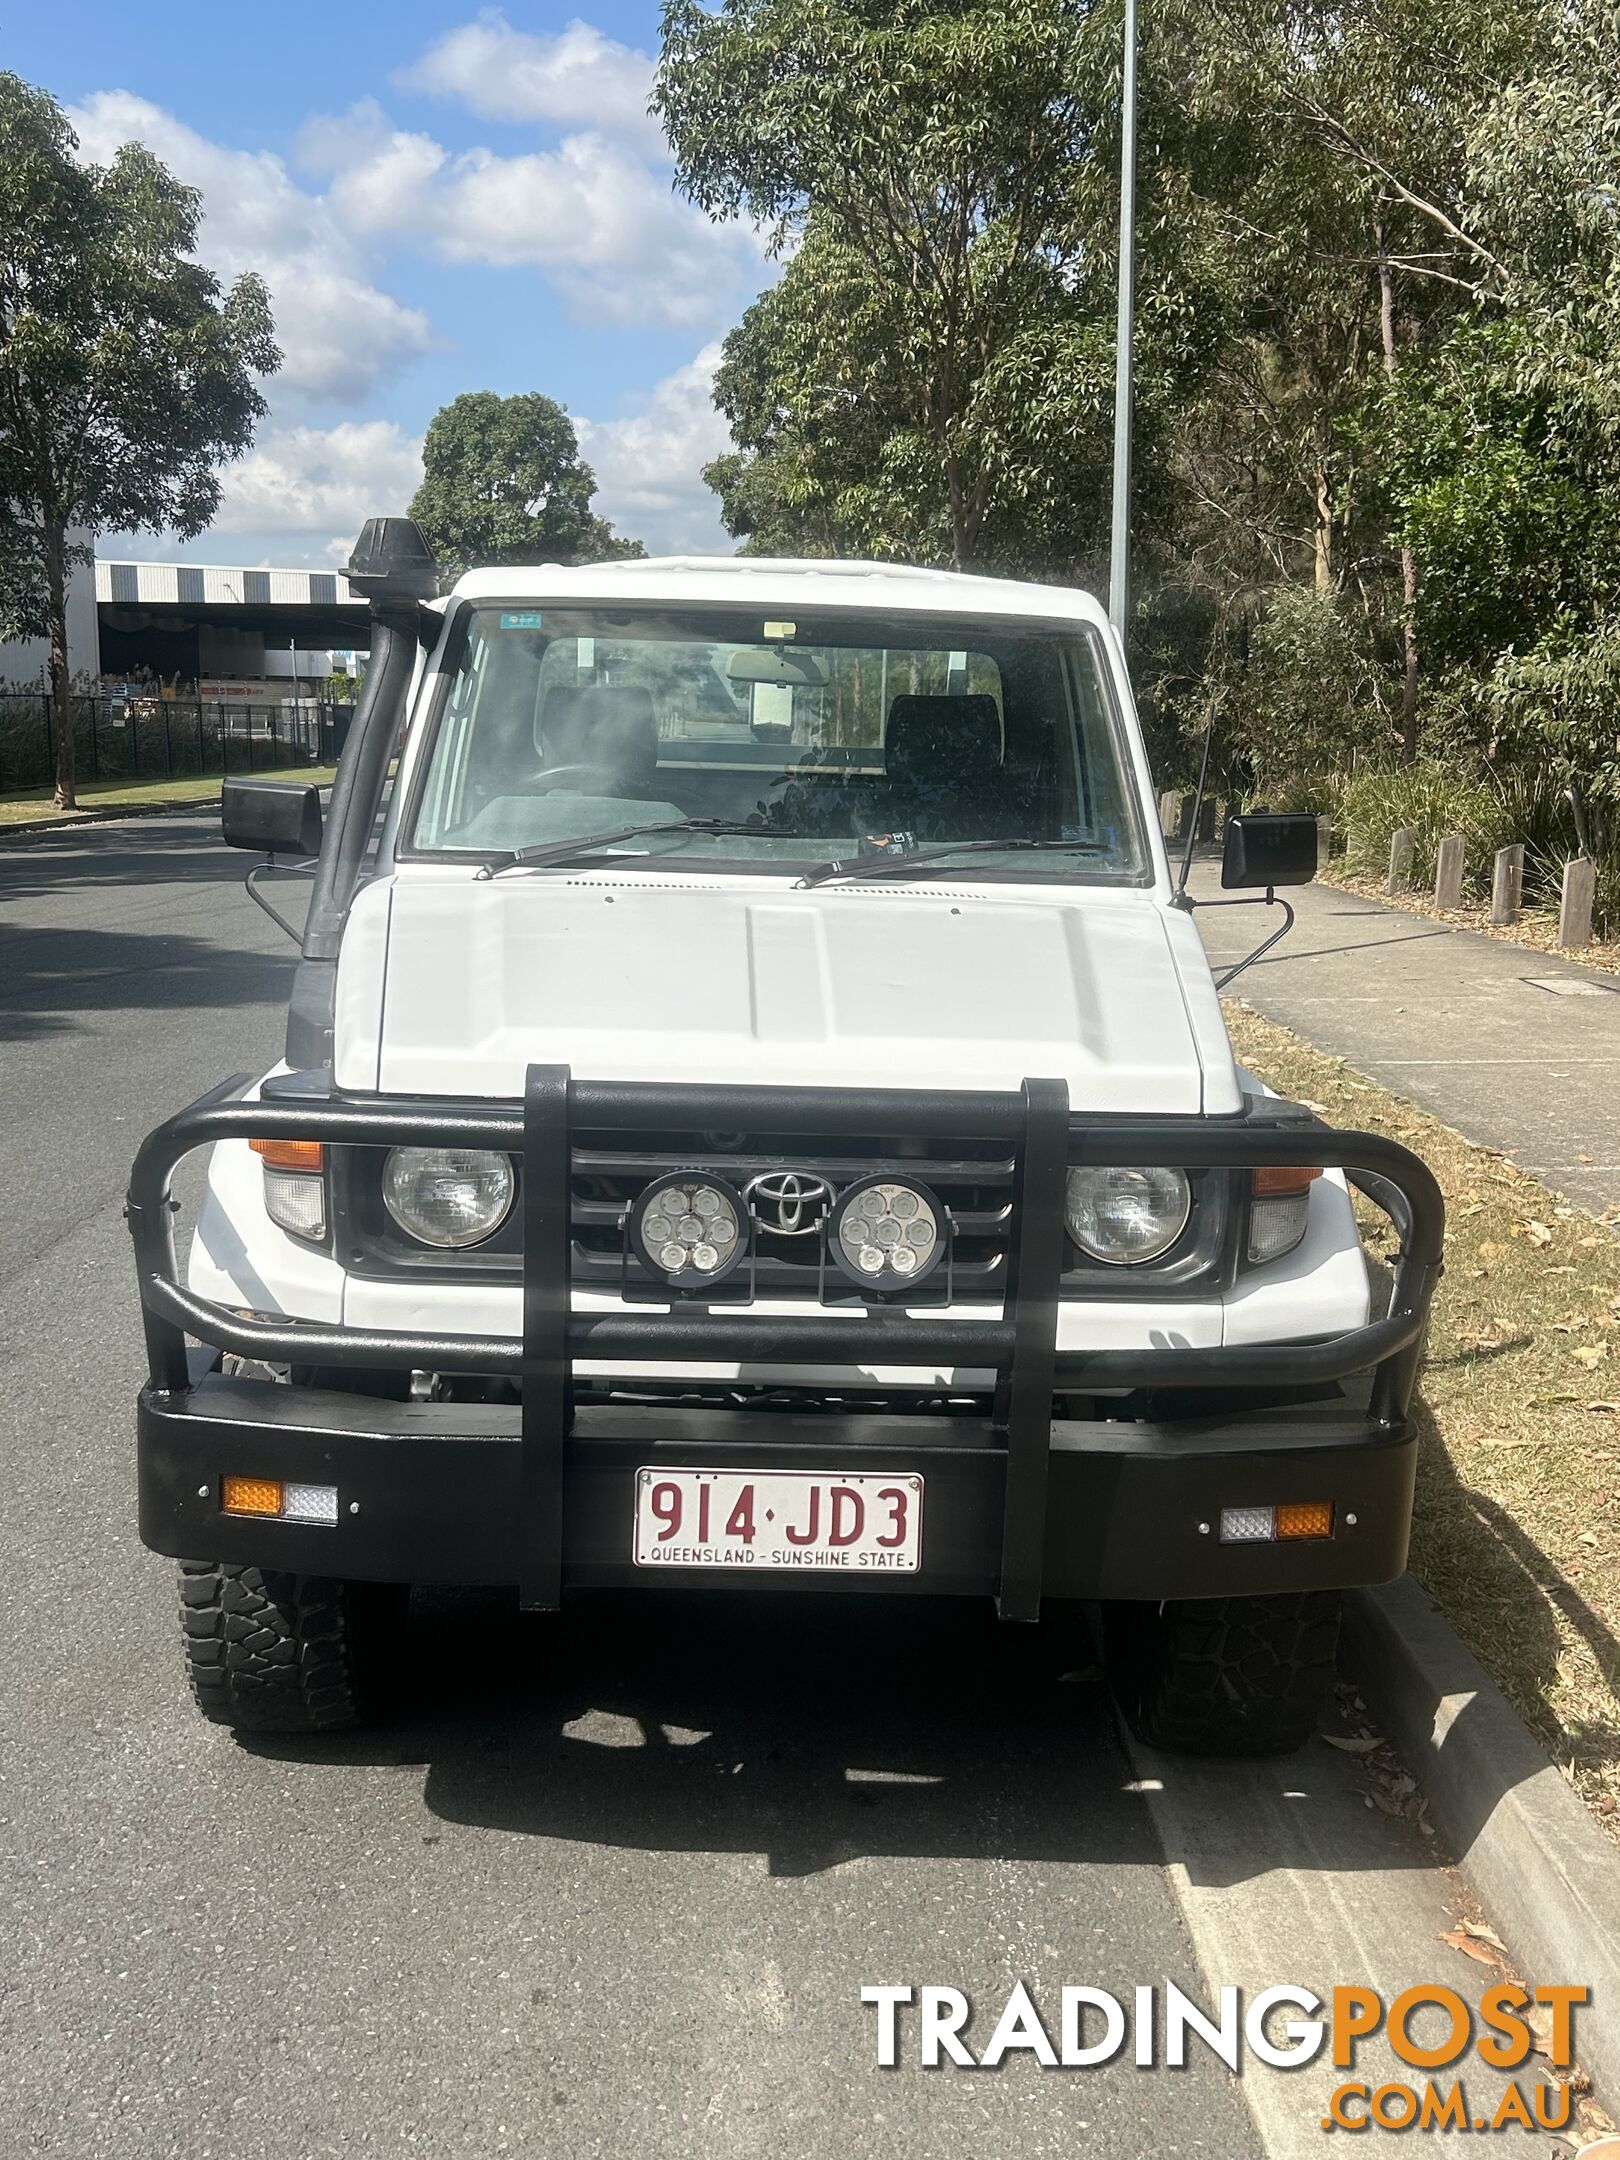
[408,391,644,575]
[657,0,1225,576]
[0,74,278,807]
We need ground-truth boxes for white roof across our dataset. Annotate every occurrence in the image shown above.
[449,554,1107,628]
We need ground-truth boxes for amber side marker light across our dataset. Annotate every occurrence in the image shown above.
[220,1476,339,1525]
[248,1137,325,1172]
[1219,1501,1335,1543]
[1251,1164,1322,1198]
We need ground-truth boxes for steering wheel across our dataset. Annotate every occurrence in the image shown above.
[522,763,628,796]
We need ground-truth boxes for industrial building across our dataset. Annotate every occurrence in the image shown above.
[0,554,371,693]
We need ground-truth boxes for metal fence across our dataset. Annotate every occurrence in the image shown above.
[0,694,355,795]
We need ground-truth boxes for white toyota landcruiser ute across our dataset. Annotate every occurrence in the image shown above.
[128,518,1443,1753]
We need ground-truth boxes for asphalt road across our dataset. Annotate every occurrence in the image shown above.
[0,813,1265,2157]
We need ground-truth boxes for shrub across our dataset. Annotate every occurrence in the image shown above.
[1339,759,1619,936]
[1238,588,1394,805]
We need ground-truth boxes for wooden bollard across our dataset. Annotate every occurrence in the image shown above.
[1387,826,1415,892]
[1433,833,1465,911]
[1560,857,1597,948]
[1316,814,1334,861]
[1490,843,1524,925]
[1158,789,1180,840]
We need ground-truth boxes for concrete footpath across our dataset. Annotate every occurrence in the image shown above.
[1188,865,1620,1221]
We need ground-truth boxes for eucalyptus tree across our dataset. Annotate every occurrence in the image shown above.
[657,0,1219,576]
[0,73,276,806]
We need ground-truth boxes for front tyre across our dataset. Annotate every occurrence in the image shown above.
[1104,1591,1341,1756]
[178,1562,402,1733]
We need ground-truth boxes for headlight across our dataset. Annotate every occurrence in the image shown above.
[1064,1165,1190,1265]
[829,1176,945,1293]
[382,1147,515,1248]
[631,1173,746,1285]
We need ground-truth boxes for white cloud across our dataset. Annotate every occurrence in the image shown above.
[67,91,435,407]
[399,12,664,157]
[141,353,733,567]
[100,419,426,570]
[312,111,763,330]
[110,349,733,569]
[214,420,425,542]
[578,345,734,555]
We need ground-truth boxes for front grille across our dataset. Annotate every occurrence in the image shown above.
[570,1127,1013,1295]
[334,1135,1231,1296]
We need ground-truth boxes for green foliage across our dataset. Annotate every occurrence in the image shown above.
[1338,761,1520,891]
[659,0,1223,574]
[1339,758,1620,935]
[1239,589,1394,802]
[655,0,1620,865]
[0,71,278,803]
[408,391,643,574]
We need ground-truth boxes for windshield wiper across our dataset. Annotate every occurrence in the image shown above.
[476,818,800,879]
[796,836,1111,890]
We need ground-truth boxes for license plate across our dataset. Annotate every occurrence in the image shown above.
[633,1469,923,1573]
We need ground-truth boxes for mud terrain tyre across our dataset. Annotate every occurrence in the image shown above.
[178,1562,402,1733]
[1104,1591,1341,1756]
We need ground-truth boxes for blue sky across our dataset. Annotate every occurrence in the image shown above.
[7,4,772,564]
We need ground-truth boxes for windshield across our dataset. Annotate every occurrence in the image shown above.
[407,602,1147,880]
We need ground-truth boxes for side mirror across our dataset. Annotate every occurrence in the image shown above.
[222,778,323,858]
[1221,811,1317,889]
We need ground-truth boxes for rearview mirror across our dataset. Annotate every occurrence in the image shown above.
[725,646,830,688]
[1221,811,1317,889]
[222,778,323,858]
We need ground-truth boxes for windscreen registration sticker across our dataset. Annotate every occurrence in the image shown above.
[499,611,544,630]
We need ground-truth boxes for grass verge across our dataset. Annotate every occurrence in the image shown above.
[0,766,336,828]
[1224,999,1620,1838]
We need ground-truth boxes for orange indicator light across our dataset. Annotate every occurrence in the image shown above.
[1276,1501,1334,1541]
[249,1138,325,1172]
[1252,1165,1323,1198]
[221,1475,283,1517]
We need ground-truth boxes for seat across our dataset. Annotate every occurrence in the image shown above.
[532,683,660,797]
[880,693,1004,835]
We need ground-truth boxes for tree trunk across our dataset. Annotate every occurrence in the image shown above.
[1313,463,1333,593]
[945,454,972,573]
[45,520,76,810]
[1375,228,1420,761]
[1396,543,1419,758]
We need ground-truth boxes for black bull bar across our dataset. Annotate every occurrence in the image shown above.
[128,1070,1445,1619]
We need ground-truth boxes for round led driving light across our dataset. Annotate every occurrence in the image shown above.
[1064,1164,1191,1265]
[829,1176,945,1294]
[630,1172,746,1286]
[382,1146,515,1249]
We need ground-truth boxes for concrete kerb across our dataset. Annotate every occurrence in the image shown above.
[1345,1573,1620,2103]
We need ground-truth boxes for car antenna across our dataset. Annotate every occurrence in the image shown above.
[1173,703,1217,908]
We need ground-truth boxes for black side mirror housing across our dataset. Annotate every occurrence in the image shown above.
[1221,811,1317,889]
[222,778,323,858]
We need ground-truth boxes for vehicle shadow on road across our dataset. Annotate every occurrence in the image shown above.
[241,1588,1446,1884]
[0,829,244,899]
[0,919,293,1043]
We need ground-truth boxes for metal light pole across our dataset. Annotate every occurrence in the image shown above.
[1108,0,1139,639]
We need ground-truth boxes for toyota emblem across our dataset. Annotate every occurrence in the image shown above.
[745,1171,834,1236]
